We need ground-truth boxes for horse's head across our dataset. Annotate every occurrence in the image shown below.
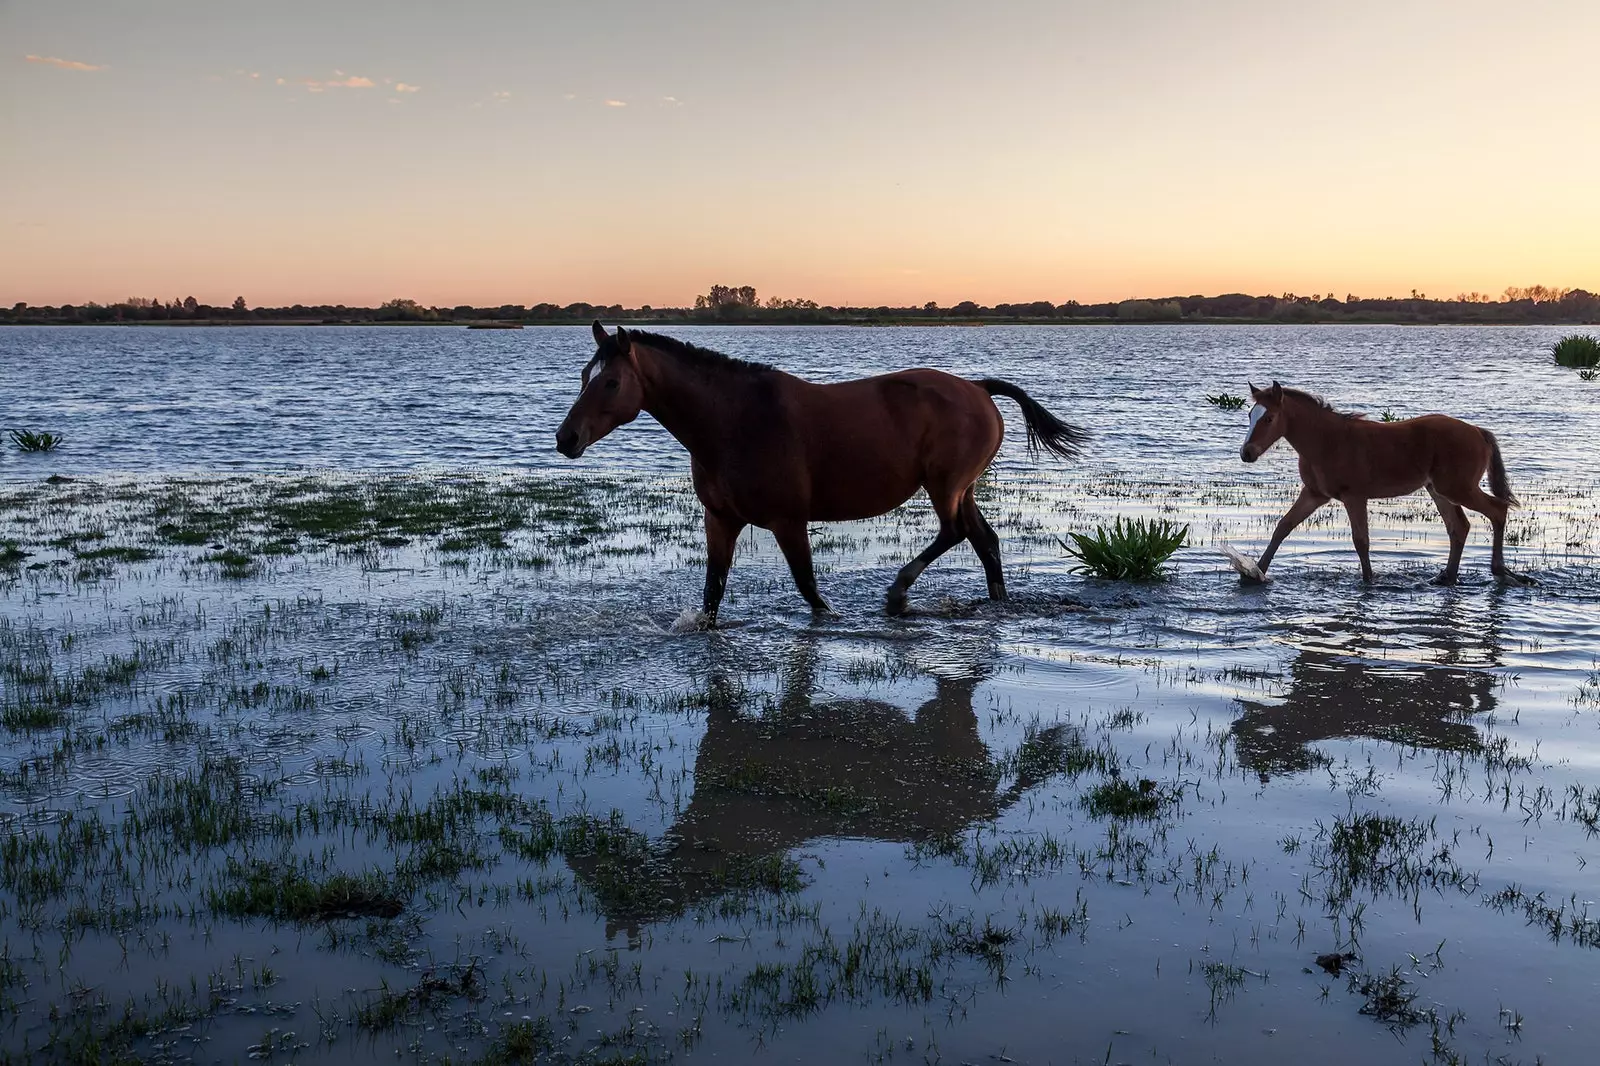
[555,321,646,459]
[1240,381,1286,463]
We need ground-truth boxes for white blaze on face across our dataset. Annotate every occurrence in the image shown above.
[581,353,604,389]
[1246,403,1267,446]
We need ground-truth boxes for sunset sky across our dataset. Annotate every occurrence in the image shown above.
[4,0,1598,308]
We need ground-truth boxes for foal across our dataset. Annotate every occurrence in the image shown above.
[556,323,1087,622]
[1238,382,1527,584]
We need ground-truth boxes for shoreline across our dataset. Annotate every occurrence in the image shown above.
[4,316,1598,329]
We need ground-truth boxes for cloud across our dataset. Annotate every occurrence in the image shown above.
[294,71,377,92]
[25,54,104,72]
[661,95,682,106]
[493,90,511,101]
[604,99,627,108]
[393,82,420,93]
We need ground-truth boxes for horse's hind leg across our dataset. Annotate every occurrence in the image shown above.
[1425,486,1469,585]
[1452,486,1532,584]
[1342,497,1374,581]
[887,490,966,615]
[771,520,831,614]
[960,486,1006,600]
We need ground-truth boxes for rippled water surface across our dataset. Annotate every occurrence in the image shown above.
[1,325,1597,1064]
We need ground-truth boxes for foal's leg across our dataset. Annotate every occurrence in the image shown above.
[1453,486,1532,584]
[959,486,1006,600]
[886,491,966,615]
[1342,497,1374,581]
[702,509,747,625]
[1424,486,1470,585]
[1253,487,1329,578]
[771,521,831,614]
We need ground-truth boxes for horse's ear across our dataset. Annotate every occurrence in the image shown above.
[1248,382,1261,399]
[1269,380,1284,398]
[591,320,608,347]
[613,325,630,354]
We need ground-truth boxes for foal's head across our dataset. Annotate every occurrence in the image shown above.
[1239,381,1287,463]
[555,322,646,459]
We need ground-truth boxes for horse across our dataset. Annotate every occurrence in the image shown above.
[1236,381,1528,585]
[555,322,1087,622]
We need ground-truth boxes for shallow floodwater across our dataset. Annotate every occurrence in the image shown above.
[0,325,1597,1064]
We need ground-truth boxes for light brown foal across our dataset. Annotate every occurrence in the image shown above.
[1239,382,1528,585]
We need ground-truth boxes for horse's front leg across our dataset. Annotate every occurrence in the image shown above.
[771,521,831,615]
[1252,487,1329,579]
[1342,497,1373,581]
[702,509,746,627]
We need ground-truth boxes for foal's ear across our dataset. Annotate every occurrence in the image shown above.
[591,320,609,348]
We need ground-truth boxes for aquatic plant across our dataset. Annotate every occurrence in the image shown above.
[1380,409,1399,422]
[1580,368,1598,382]
[9,429,63,452]
[1205,393,1247,411]
[1058,516,1187,580]
[1551,334,1600,369]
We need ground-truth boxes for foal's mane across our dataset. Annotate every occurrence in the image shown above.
[624,330,774,375]
[1280,386,1366,421]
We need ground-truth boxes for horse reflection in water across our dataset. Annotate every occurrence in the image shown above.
[1231,594,1505,779]
[566,642,1076,939]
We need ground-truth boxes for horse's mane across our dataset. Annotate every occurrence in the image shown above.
[626,330,774,375]
[1280,386,1366,421]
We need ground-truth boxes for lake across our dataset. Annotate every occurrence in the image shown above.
[1,324,1596,1064]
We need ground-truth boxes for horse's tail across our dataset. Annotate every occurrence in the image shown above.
[1481,428,1519,507]
[976,378,1088,461]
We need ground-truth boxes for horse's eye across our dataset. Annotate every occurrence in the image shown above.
[604,378,619,392]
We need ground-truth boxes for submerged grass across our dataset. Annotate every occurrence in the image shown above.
[1204,393,1247,410]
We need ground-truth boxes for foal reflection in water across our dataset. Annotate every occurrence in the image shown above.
[556,322,1086,622]
[1236,382,1530,584]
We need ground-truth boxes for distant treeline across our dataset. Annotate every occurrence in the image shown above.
[5,284,1598,326]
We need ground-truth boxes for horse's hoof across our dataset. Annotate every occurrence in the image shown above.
[885,591,908,616]
[1495,569,1537,587]
[988,584,1008,601]
[1431,573,1458,586]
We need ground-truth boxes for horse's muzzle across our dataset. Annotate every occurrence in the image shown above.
[1240,446,1259,463]
[555,427,585,459]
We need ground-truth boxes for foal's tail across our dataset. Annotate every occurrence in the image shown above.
[1481,428,1519,507]
[976,378,1089,461]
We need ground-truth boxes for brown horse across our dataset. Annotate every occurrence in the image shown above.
[1237,381,1528,585]
[555,322,1086,621]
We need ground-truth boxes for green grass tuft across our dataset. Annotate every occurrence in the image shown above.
[1058,516,1187,580]
[1082,777,1175,819]
[9,429,64,452]
[1205,393,1247,410]
[1552,334,1600,368]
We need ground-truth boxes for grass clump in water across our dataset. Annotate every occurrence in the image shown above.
[210,859,406,921]
[1551,333,1600,368]
[1205,393,1247,410]
[1059,516,1187,580]
[202,547,256,578]
[9,429,64,452]
[1082,777,1174,819]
